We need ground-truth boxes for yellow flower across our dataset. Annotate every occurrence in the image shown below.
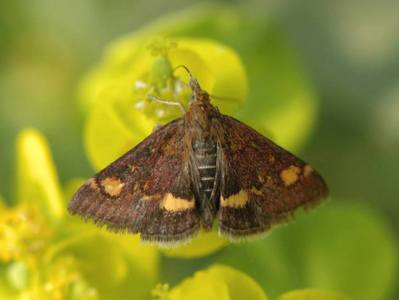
[0,206,50,262]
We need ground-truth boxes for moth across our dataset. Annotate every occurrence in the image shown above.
[69,67,328,246]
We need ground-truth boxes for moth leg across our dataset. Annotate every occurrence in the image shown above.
[148,95,186,114]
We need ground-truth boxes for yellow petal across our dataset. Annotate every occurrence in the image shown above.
[16,129,64,221]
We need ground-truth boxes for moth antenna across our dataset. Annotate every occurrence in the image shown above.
[173,65,202,97]
[147,95,186,114]
[173,65,193,78]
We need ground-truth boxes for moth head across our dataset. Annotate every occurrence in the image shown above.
[190,79,210,103]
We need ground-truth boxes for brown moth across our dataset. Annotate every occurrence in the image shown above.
[68,68,328,246]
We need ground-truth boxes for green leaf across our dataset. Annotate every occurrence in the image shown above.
[169,264,268,300]
[16,128,64,221]
[279,289,351,300]
[217,200,397,300]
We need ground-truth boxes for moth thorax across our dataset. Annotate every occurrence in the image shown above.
[193,140,217,202]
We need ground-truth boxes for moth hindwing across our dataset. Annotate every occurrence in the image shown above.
[69,72,328,246]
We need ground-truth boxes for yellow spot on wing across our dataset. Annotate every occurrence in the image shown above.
[101,177,125,197]
[160,193,195,211]
[304,165,313,177]
[221,190,249,208]
[280,165,301,186]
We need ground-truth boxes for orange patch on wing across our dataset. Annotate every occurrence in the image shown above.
[221,190,249,208]
[100,177,125,197]
[280,165,301,186]
[160,193,195,211]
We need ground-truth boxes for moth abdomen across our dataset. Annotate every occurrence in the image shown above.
[193,140,217,199]
[191,139,219,229]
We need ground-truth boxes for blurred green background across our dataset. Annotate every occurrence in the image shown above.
[0,1,398,300]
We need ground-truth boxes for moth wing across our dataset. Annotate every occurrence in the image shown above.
[68,118,200,246]
[215,115,328,240]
